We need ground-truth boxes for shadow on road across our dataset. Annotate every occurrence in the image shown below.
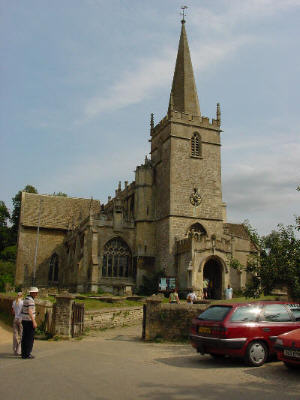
[105,334,143,342]
[0,352,19,359]
[155,354,246,369]
[244,362,300,382]
[137,381,300,400]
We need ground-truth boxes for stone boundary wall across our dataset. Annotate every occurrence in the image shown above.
[0,295,53,331]
[0,294,143,337]
[144,298,208,341]
[85,306,143,330]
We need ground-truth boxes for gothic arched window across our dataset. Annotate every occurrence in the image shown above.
[49,253,59,283]
[191,132,201,157]
[102,238,132,278]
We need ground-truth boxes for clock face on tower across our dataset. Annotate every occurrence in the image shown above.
[189,188,202,207]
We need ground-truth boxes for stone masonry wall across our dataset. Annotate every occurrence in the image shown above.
[169,124,223,221]
[1,295,142,336]
[84,306,143,330]
[144,298,207,341]
[15,226,66,286]
[0,294,53,331]
[52,294,74,337]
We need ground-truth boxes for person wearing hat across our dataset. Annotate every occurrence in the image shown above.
[21,287,39,359]
[12,292,24,356]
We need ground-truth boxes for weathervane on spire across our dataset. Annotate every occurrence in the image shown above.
[181,5,188,23]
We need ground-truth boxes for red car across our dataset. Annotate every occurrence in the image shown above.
[275,327,300,368]
[190,301,300,367]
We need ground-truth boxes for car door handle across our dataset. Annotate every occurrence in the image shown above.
[262,328,271,332]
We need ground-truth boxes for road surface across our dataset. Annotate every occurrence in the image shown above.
[0,324,299,400]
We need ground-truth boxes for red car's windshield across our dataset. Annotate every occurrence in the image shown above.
[198,306,231,321]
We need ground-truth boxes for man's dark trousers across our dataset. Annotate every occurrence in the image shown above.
[21,320,35,358]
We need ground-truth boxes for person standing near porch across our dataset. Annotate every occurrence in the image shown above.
[225,284,233,300]
[21,287,38,359]
[203,278,209,299]
[12,292,23,356]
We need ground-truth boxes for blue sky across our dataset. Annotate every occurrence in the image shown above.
[1,0,299,236]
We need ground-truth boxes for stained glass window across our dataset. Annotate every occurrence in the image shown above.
[102,238,132,278]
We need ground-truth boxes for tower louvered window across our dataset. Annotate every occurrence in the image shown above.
[191,132,201,157]
[102,238,132,278]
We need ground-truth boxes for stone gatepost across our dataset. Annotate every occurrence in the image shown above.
[52,294,75,338]
[144,296,162,341]
[35,299,53,333]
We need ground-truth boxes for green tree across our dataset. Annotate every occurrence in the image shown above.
[10,185,38,241]
[0,201,12,252]
[243,219,261,247]
[245,224,300,300]
[0,260,15,292]
[0,201,10,227]
[0,245,17,262]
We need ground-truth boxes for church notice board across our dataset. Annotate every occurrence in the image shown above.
[159,276,177,292]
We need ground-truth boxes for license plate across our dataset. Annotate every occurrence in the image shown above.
[283,349,300,359]
[198,327,211,334]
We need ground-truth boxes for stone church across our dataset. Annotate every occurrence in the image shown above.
[15,20,257,298]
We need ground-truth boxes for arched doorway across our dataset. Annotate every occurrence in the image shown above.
[203,257,223,299]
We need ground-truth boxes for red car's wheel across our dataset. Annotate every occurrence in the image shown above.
[245,341,268,367]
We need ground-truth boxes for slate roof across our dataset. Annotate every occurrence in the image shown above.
[224,223,250,240]
[20,192,100,230]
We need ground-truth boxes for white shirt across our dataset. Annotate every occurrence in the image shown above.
[12,299,24,320]
[187,292,197,304]
[21,295,36,321]
[225,287,233,300]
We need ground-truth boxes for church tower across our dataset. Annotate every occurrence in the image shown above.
[151,19,226,277]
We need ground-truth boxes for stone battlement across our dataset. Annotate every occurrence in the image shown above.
[176,235,231,255]
[151,111,220,137]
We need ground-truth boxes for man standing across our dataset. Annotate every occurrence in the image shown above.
[225,284,233,300]
[21,287,38,359]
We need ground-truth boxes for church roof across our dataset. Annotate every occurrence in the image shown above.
[169,21,201,116]
[224,223,250,240]
[20,192,100,230]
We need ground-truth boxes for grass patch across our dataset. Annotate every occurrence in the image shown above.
[75,298,144,310]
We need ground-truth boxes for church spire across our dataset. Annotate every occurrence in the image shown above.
[169,19,201,117]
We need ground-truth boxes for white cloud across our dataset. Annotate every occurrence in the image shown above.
[83,35,253,119]
[45,145,148,199]
[84,48,175,117]
[223,140,300,216]
[191,0,300,32]
[83,0,300,119]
